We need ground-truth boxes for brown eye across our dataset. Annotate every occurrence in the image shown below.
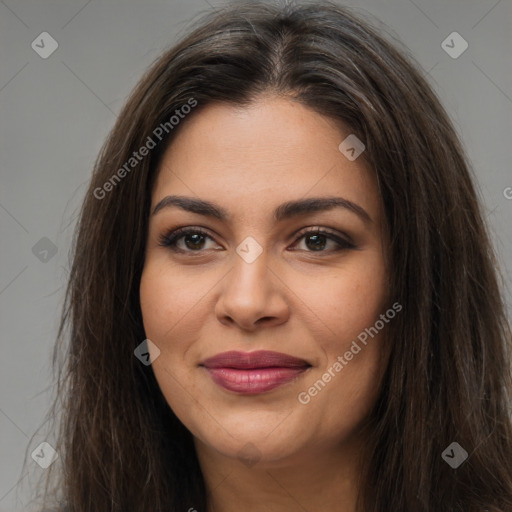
[304,233,328,251]
[291,229,355,253]
[182,233,206,250]
[158,228,221,253]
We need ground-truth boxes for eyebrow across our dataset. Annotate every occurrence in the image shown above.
[152,195,372,224]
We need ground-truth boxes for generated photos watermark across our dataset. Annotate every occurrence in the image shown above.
[94,97,197,199]
[441,441,469,469]
[298,301,402,405]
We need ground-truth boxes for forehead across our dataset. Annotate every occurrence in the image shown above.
[152,96,380,223]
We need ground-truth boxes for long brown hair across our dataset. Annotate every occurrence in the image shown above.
[28,1,512,510]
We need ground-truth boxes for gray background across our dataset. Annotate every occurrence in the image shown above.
[1,0,511,509]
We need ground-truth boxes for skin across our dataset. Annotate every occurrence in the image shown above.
[140,95,390,512]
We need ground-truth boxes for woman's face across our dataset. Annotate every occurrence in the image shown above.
[140,95,390,467]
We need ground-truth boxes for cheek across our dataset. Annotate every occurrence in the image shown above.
[303,254,389,415]
[307,256,388,343]
[139,262,204,344]
[139,264,203,418]
[139,269,169,342]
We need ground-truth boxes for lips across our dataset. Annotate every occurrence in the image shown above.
[200,350,311,394]
[201,350,310,369]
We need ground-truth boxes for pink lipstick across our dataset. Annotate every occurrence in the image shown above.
[200,350,311,394]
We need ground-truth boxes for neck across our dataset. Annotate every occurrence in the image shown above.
[195,434,365,512]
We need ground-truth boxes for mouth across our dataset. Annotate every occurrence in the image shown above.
[200,350,312,394]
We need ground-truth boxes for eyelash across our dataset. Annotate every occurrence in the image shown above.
[158,226,355,255]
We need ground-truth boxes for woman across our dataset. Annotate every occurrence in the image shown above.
[32,1,512,510]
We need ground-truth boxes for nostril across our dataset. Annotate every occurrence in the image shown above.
[256,316,274,324]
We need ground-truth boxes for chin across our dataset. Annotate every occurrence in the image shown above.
[198,434,303,468]
[190,411,317,467]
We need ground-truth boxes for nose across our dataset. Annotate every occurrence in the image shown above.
[214,250,290,331]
